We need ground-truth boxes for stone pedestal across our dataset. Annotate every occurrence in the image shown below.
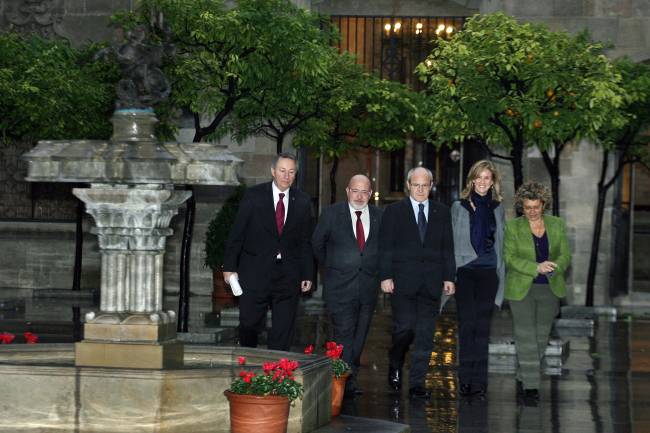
[73,185,191,369]
[22,109,242,371]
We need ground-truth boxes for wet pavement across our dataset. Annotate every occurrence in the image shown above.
[1,291,650,433]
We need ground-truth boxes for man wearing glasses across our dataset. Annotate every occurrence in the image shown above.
[379,167,456,399]
[312,174,382,397]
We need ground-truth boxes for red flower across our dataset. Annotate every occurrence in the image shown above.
[23,332,38,344]
[237,356,246,365]
[263,361,277,374]
[325,341,337,351]
[243,372,255,383]
[304,344,314,354]
[0,332,15,344]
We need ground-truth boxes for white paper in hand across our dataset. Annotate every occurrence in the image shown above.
[228,274,243,296]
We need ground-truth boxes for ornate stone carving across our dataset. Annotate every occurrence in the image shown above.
[100,24,174,109]
[5,0,64,38]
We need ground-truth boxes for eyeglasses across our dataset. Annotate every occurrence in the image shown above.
[410,183,432,189]
[348,189,371,195]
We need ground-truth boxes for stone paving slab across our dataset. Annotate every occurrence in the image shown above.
[489,337,569,357]
[313,415,410,433]
[561,305,617,320]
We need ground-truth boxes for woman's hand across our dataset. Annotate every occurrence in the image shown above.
[536,261,557,275]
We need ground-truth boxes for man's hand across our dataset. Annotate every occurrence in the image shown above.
[443,281,455,296]
[381,279,394,294]
[301,280,312,293]
[223,271,237,284]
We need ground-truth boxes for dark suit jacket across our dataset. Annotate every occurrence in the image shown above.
[312,202,382,304]
[379,197,455,299]
[223,181,313,292]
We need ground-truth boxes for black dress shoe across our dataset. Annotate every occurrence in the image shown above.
[473,385,486,399]
[388,367,402,391]
[409,386,432,399]
[459,384,472,396]
[524,388,539,400]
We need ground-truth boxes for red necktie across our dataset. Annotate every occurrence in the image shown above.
[276,193,285,236]
[355,210,365,251]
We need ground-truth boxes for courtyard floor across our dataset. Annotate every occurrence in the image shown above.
[1,291,649,433]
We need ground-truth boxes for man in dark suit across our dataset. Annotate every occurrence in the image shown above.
[223,153,313,351]
[312,174,382,397]
[379,167,456,399]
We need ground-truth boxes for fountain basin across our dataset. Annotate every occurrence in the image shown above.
[0,344,332,433]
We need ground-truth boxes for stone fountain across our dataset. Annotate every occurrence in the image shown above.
[0,24,331,433]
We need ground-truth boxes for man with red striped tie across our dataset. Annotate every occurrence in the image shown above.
[312,174,383,397]
[223,153,313,351]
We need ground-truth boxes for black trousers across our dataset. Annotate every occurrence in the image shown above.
[389,284,440,389]
[327,294,376,386]
[238,261,299,351]
[455,266,498,389]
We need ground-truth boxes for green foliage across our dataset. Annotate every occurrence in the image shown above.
[330,358,351,378]
[0,33,119,144]
[597,58,650,165]
[225,28,342,149]
[129,0,336,143]
[416,12,625,152]
[293,60,426,158]
[204,185,246,269]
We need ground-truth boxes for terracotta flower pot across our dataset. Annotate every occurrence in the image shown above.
[224,390,290,433]
[331,373,349,417]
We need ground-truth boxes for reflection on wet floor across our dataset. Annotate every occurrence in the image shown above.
[342,299,649,433]
[2,293,650,433]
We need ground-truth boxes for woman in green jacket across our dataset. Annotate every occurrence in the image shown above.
[504,182,570,401]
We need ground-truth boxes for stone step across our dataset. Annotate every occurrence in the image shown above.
[561,305,617,319]
[553,318,595,337]
[177,327,237,345]
[489,338,568,358]
[32,289,98,300]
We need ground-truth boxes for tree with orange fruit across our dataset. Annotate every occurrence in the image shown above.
[585,59,650,306]
[416,12,625,214]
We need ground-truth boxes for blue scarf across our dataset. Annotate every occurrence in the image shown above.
[469,190,496,256]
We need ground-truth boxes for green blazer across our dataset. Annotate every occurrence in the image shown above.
[503,215,571,301]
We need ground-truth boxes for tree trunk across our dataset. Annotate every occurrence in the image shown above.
[329,156,339,204]
[72,199,84,291]
[510,137,525,197]
[586,184,607,307]
[177,188,195,333]
[541,148,561,216]
[276,133,285,154]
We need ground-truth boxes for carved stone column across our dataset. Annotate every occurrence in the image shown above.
[73,185,191,369]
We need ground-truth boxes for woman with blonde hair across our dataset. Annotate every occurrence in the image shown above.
[504,182,570,401]
[451,160,505,398]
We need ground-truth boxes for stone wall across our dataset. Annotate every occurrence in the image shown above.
[480,0,650,61]
[0,0,134,44]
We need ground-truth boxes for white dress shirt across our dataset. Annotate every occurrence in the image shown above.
[349,204,370,242]
[409,196,428,223]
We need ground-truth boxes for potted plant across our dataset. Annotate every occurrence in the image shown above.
[304,341,351,417]
[224,356,304,433]
[204,185,246,310]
